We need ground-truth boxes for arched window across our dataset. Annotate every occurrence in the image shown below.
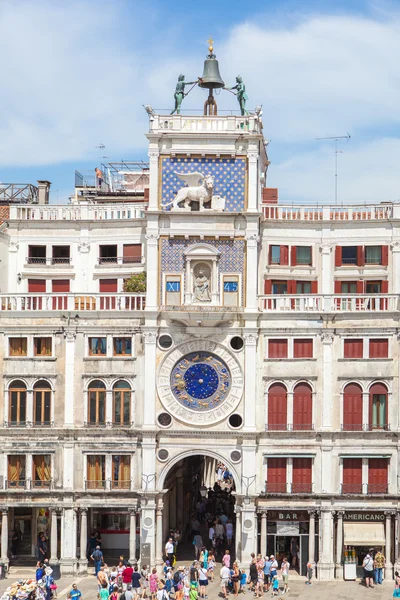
[268,383,287,430]
[34,380,51,425]
[369,382,388,430]
[343,383,363,431]
[9,380,27,426]
[293,383,312,430]
[88,380,106,425]
[113,381,131,426]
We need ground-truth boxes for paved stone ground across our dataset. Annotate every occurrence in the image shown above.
[0,567,395,600]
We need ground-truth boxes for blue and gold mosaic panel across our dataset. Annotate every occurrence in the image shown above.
[161,157,246,212]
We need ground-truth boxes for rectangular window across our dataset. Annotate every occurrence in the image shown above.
[268,339,288,359]
[9,338,27,357]
[296,281,311,294]
[166,281,180,292]
[52,246,70,264]
[99,245,118,264]
[272,281,288,294]
[368,458,388,494]
[293,339,313,358]
[343,339,363,359]
[266,458,287,493]
[365,246,382,265]
[341,246,358,265]
[340,281,357,294]
[28,246,46,264]
[342,458,362,494]
[7,455,26,488]
[34,385,51,425]
[270,245,281,264]
[112,455,131,489]
[99,279,118,293]
[223,281,238,292]
[89,337,107,356]
[369,339,388,359]
[123,244,141,264]
[113,338,132,356]
[365,281,381,294]
[296,246,312,265]
[34,337,52,356]
[371,394,386,429]
[28,279,46,293]
[292,458,312,493]
[87,455,106,489]
[32,455,51,488]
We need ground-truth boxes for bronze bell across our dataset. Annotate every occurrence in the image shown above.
[199,56,225,90]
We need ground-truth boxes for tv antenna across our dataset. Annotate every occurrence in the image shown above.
[316,134,351,204]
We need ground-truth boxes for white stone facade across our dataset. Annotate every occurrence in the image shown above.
[0,112,398,580]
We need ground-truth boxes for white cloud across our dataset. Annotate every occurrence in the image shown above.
[1,2,400,203]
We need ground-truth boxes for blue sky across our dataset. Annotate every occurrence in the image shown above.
[1,0,400,204]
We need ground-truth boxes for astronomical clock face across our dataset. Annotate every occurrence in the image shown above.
[157,340,244,425]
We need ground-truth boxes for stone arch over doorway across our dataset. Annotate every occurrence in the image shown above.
[157,448,241,492]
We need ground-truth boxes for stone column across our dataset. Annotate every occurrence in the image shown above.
[141,501,156,568]
[129,508,137,564]
[240,503,257,567]
[321,333,334,430]
[79,508,88,572]
[1,508,8,564]
[235,506,242,563]
[394,511,400,574]
[176,470,184,529]
[391,242,400,294]
[142,331,158,428]
[260,511,267,556]
[247,151,259,213]
[308,510,316,567]
[245,234,259,310]
[60,508,78,576]
[362,392,370,431]
[385,511,394,580]
[243,333,257,431]
[50,508,59,562]
[144,234,159,311]
[155,498,164,567]
[319,244,333,294]
[64,332,76,427]
[148,150,160,211]
[318,509,334,580]
[335,511,344,579]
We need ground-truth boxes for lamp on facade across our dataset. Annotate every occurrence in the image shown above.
[241,475,256,505]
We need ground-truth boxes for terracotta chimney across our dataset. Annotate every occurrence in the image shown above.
[262,188,278,204]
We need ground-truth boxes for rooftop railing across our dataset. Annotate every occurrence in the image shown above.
[149,113,263,134]
[262,203,394,221]
[9,204,145,221]
[259,294,399,312]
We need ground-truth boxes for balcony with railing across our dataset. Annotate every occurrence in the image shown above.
[26,257,72,265]
[259,294,399,313]
[262,203,395,221]
[340,483,363,495]
[341,483,388,495]
[97,257,142,265]
[111,480,131,490]
[0,293,146,312]
[85,480,107,490]
[341,424,390,432]
[263,482,313,494]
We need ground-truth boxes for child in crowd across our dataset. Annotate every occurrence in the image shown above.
[207,552,215,582]
[189,584,198,600]
[306,561,313,585]
[271,576,279,597]
[240,569,247,594]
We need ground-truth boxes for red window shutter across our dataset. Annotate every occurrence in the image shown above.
[368,458,388,493]
[123,244,141,263]
[343,383,363,431]
[343,339,363,359]
[381,246,388,266]
[293,383,312,430]
[334,280,342,293]
[280,246,289,265]
[28,279,46,293]
[357,246,365,266]
[293,339,313,358]
[264,280,272,294]
[100,279,118,293]
[335,246,342,266]
[290,246,297,267]
[292,458,312,492]
[381,280,388,293]
[268,339,288,358]
[268,384,287,431]
[287,280,296,294]
[267,458,287,493]
[52,280,70,293]
[369,339,388,359]
[311,280,318,294]
[342,458,362,493]
[356,280,364,294]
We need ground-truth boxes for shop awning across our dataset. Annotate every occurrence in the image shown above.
[343,523,385,546]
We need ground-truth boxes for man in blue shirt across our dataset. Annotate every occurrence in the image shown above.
[263,557,272,592]
[91,546,104,576]
[67,583,82,600]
